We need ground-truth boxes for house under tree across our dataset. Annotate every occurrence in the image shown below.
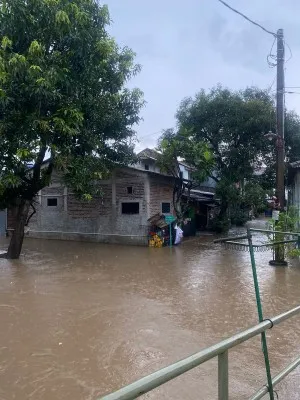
[7,149,216,245]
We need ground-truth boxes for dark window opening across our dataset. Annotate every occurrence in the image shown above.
[47,198,58,207]
[122,202,139,214]
[127,186,133,194]
[162,202,171,214]
[144,164,149,171]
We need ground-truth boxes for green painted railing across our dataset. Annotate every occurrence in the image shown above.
[98,305,300,400]
[99,228,300,400]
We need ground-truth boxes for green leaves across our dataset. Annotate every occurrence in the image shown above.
[0,0,143,208]
[29,65,42,73]
[28,40,43,56]
[0,173,21,189]
[55,10,70,26]
[16,148,30,159]
[157,127,214,183]
[243,182,266,214]
[1,36,12,50]
[176,86,276,183]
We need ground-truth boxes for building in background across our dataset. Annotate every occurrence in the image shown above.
[288,161,300,219]
[7,148,217,245]
[0,210,6,236]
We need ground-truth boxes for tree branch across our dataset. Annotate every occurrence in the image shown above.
[209,174,220,183]
[26,202,36,226]
[38,158,54,190]
[33,146,47,183]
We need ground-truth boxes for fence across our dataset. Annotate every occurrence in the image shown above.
[99,305,300,400]
[99,228,300,400]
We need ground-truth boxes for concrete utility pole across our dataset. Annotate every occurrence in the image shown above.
[276,28,285,211]
[270,28,286,267]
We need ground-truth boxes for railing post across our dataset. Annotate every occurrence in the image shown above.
[218,351,228,400]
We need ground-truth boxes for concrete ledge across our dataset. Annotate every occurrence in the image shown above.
[27,230,148,246]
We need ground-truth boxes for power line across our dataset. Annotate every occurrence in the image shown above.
[267,36,277,68]
[216,0,277,37]
[139,130,162,140]
[267,74,276,93]
[284,40,293,63]
[285,91,300,95]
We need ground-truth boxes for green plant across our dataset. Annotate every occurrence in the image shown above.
[243,182,267,217]
[267,207,300,259]
[211,215,231,233]
[231,209,249,226]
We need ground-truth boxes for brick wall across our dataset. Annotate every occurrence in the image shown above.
[26,167,175,244]
[114,168,147,235]
[68,185,112,219]
[115,168,146,215]
[149,175,174,216]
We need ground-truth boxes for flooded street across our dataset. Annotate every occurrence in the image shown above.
[1,234,300,400]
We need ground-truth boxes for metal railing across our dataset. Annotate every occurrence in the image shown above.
[98,305,300,400]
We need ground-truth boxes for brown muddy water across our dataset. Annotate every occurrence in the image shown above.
[0,233,300,400]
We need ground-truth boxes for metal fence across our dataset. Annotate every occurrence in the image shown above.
[99,304,300,400]
[99,228,300,400]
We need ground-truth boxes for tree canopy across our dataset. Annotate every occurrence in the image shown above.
[156,128,213,220]
[175,86,276,184]
[0,0,144,258]
[158,86,300,228]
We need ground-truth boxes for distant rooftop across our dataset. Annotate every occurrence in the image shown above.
[290,160,300,168]
[137,148,160,160]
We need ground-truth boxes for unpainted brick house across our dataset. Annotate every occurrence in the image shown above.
[7,148,216,245]
[9,149,177,245]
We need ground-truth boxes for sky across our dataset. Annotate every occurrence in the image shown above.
[104,0,300,151]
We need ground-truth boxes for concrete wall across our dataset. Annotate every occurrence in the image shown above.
[0,210,6,235]
[291,170,300,221]
[132,159,161,174]
[149,175,174,216]
[26,168,174,245]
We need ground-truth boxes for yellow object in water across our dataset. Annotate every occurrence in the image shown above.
[149,235,163,248]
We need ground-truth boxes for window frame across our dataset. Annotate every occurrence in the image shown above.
[161,201,171,214]
[121,202,140,215]
[47,197,58,207]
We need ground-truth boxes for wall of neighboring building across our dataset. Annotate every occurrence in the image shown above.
[0,210,6,235]
[199,176,217,191]
[149,175,174,216]
[7,167,176,245]
[179,164,190,180]
[291,170,300,220]
[133,159,161,174]
[26,168,150,245]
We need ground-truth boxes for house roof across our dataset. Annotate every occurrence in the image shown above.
[191,189,214,197]
[137,148,160,160]
[178,160,193,170]
[138,148,195,170]
[290,160,300,168]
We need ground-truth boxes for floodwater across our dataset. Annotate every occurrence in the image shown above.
[0,232,300,400]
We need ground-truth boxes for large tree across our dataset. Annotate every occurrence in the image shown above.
[0,0,144,258]
[156,128,213,221]
[169,86,300,221]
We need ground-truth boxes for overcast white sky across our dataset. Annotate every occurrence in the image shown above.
[104,0,300,151]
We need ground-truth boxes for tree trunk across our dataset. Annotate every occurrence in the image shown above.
[7,200,30,259]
